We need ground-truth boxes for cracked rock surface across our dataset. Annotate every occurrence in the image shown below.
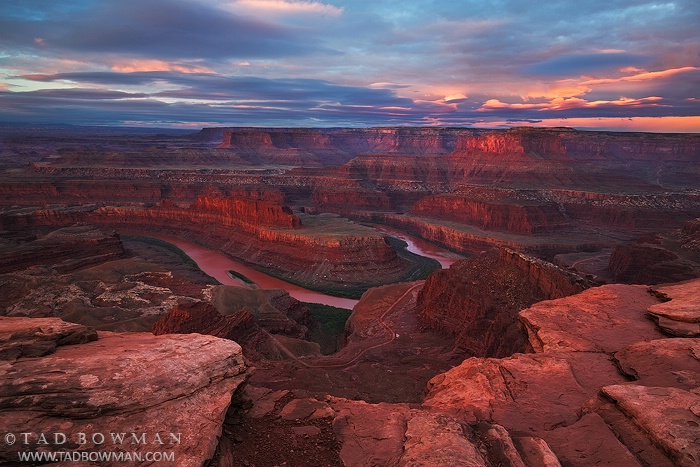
[0,317,247,467]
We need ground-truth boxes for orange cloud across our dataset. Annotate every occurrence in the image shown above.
[469,117,700,133]
[581,66,699,86]
[532,116,700,133]
[480,95,664,112]
[111,60,214,74]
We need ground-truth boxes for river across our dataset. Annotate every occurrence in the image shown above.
[130,226,463,310]
[370,224,464,269]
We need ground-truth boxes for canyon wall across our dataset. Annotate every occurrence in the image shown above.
[417,248,589,357]
[215,127,461,165]
[412,194,569,234]
[0,197,411,297]
[212,127,700,189]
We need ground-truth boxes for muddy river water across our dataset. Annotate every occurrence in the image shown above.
[134,226,463,310]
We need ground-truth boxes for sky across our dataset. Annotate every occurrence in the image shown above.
[1,0,699,131]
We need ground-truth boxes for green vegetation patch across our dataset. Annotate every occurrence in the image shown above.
[305,303,353,355]
[227,269,255,284]
[386,236,441,281]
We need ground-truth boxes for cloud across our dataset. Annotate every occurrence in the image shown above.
[581,66,700,86]
[526,52,651,77]
[1,0,699,131]
[231,0,344,16]
[110,60,215,74]
[480,96,664,112]
[0,0,326,61]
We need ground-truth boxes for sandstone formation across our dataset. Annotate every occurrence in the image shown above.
[412,193,569,234]
[647,279,700,337]
[3,126,700,465]
[152,300,260,344]
[419,279,700,467]
[417,248,589,357]
[152,287,317,359]
[0,316,247,466]
[3,126,700,281]
[0,228,218,333]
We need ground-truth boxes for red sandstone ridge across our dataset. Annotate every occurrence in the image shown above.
[455,127,568,160]
[189,196,301,229]
[214,127,460,165]
[417,248,589,357]
[412,193,569,234]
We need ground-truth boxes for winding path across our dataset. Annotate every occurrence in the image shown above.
[266,283,423,369]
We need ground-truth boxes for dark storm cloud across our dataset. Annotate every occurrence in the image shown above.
[0,0,323,60]
[0,73,454,127]
[21,71,206,86]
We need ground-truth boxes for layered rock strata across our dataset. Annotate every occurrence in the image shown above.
[0,316,247,466]
[0,197,411,296]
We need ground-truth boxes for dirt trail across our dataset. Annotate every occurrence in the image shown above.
[266,283,423,369]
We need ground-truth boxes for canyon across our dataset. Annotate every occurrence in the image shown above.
[1,125,699,465]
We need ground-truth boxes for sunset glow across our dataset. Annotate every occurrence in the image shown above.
[0,0,698,131]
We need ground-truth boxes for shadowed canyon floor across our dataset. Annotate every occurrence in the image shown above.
[1,126,700,466]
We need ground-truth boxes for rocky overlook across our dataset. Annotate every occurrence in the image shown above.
[0,317,247,466]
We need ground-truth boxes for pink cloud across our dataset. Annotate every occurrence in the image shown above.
[111,60,214,74]
[581,66,699,86]
[231,0,343,16]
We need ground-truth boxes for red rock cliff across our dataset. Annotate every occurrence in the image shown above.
[417,248,588,357]
[412,194,569,234]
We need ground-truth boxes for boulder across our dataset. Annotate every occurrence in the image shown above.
[0,317,247,466]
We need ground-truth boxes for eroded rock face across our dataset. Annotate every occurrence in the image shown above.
[0,225,124,274]
[417,248,588,357]
[412,194,569,234]
[418,280,700,466]
[152,300,260,344]
[601,385,700,467]
[608,244,692,284]
[0,316,97,360]
[0,317,247,467]
[151,287,314,359]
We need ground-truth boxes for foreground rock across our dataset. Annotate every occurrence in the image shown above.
[0,317,247,466]
[647,279,700,336]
